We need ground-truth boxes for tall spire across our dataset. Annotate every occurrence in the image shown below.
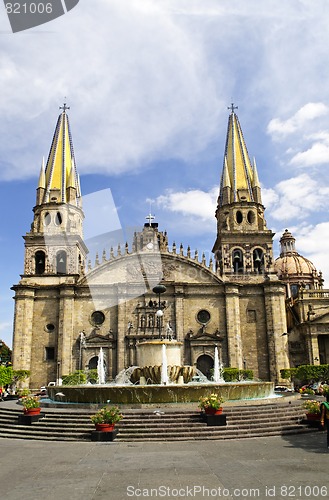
[219,106,255,205]
[212,106,274,277]
[40,104,80,205]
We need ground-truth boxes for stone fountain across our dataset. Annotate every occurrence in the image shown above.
[129,339,195,385]
[47,339,274,405]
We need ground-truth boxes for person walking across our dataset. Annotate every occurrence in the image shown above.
[320,393,329,448]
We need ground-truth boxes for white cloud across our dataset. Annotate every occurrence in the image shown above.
[156,186,217,221]
[267,103,328,139]
[0,0,223,181]
[290,222,329,282]
[262,187,279,209]
[289,142,329,167]
[271,222,329,283]
[265,174,329,222]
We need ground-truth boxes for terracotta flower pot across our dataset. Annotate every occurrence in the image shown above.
[23,407,41,416]
[204,407,223,415]
[95,423,115,432]
[306,413,321,421]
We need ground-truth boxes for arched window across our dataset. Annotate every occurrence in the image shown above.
[44,212,51,226]
[35,251,46,274]
[253,248,264,274]
[148,314,154,327]
[247,210,255,224]
[232,249,244,273]
[236,211,243,224]
[55,212,63,226]
[56,251,67,274]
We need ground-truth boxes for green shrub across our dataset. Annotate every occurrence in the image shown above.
[280,368,297,380]
[86,369,98,384]
[223,367,253,382]
[280,364,329,386]
[62,370,87,385]
[0,366,13,387]
[295,364,329,382]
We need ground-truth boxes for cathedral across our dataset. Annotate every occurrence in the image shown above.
[12,106,329,389]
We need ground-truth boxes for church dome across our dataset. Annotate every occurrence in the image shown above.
[274,229,319,287]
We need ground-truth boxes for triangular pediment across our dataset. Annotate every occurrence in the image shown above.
[186,329,224,341]
[85,332,111,343]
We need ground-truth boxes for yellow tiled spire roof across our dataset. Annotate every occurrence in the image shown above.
[43,104,81,205]
[220,105,257,205]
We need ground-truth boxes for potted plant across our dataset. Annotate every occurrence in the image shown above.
[299,387,315,396]
[302,399,321,421]
[90,406,123,432]
[21,395,41,416]
[198,393,224,415]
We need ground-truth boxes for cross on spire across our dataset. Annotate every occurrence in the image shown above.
[60,102,70,113]
[228,102,238,114]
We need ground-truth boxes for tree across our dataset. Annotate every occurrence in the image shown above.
[0,341,12,365]
[0,366,13,387]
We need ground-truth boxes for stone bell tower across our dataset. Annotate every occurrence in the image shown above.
[211,105,289,382]
[212,104,275,279]
[12,105,88,386]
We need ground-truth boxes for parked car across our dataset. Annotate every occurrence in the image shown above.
[274,386,293,392]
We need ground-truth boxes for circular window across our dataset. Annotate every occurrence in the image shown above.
[197,310,211,325]
[91,311,105,326]
[236,211,243,224]
[45,323,55,333]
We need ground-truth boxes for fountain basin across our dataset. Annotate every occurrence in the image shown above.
[47,381,274,405]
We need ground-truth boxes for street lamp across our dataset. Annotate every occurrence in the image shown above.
[152,285,166,338]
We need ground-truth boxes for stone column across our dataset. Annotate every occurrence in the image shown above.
[58,286,75,378]
[225,284,243,369]
[12,288,35,382]
[174,285,185,363]
[117,291,127,375]
[263,282,290,382]
[174,286,185,341]
[310,330,320,364]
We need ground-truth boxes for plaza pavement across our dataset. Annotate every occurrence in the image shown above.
[0,431,328,500]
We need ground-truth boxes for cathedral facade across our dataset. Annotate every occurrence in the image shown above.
[12,106,328,389]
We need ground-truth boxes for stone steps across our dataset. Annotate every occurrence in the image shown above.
[0,401,316,442]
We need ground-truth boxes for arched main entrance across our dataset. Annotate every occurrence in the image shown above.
[88,356,98,370]
[197,354,213,379]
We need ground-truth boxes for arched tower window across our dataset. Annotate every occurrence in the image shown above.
[35,251,46,274]
[55,212,63,226]
[253,248,264,274]
[56,251,67,274]
[232,249,243,273]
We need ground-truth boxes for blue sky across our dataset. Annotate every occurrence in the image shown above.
[2,1,329,348]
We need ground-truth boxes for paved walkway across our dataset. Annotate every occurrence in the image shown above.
[0,432,328,500]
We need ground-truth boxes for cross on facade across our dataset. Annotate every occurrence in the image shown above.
[145,213,155,226]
